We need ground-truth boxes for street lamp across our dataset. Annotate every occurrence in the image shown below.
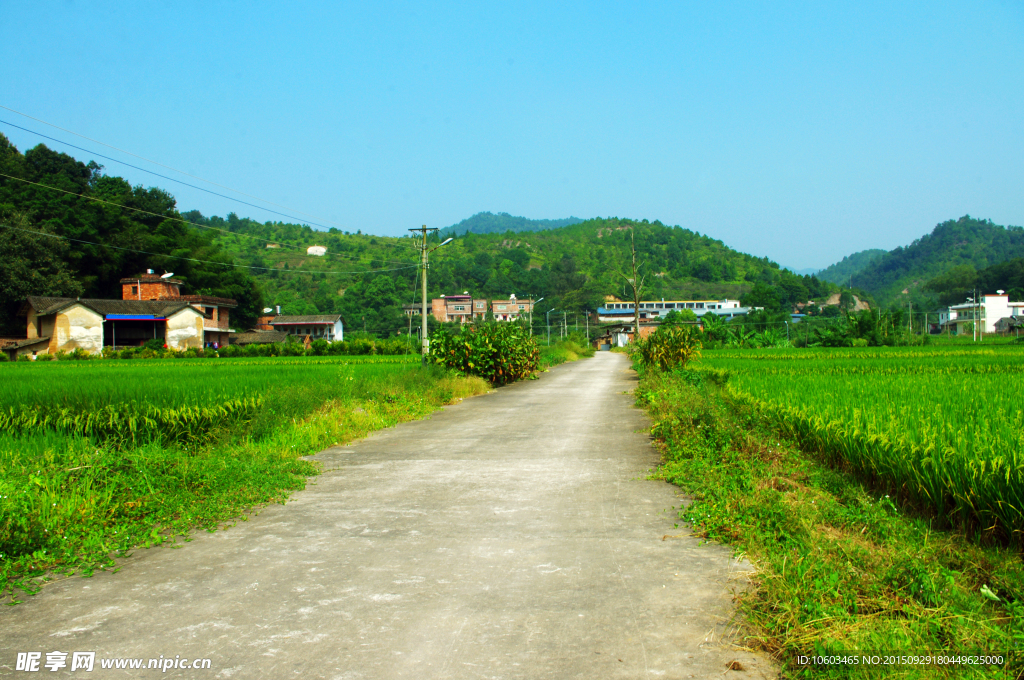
[409,227,453,366]
[546,308,559,346]
[529,297,543,335]
[967,295,976,342]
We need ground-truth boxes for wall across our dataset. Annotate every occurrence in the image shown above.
[49,305,104,354]
[121,280,181,300]
[165,309,204,350]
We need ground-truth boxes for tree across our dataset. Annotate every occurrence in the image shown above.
[617,228,646,337]
[0,212,83,334]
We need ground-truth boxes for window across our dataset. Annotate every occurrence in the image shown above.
[131,286,138,295]
[518,305,525,310]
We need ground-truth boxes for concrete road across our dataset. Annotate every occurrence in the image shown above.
[1,352,775,679]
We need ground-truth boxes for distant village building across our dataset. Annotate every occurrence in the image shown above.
[596,299,753,322]
[429,294,535,323]
[268,314,344,341]
[490,294,536,321]
[307,246,327,256]
[939,291,1024,335]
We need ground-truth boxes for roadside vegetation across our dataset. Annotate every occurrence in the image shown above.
[0,356,487,603]
[631,342,1024,678]
[429,321,594,383]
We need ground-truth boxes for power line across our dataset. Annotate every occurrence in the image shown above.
[0,102,351,232]
[0,223,418,276]
[0,172,413,266]
[0,118,338,231]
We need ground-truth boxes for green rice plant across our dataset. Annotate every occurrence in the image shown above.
[0,357,487,601]
[702,345,1024,542]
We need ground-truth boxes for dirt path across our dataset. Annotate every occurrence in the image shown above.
[1,352,775,679]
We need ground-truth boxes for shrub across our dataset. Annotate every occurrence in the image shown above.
[354,338,377,355]
[17,354,32,362]
[327,341,349,355]
[281,341,305,357]
[310,339,330,356]
[143,338,165,352]
[220,344,244,358]
[429,322,539,385]
[630,325,702,371]
[0,353,8,362]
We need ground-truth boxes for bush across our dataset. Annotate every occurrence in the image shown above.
[143,338,166,352]
[220,344,244,358]
[310,339,330,356]
[429,322,539,385]
[17,354,32,362]
[630,325,702,371]
[0,352,8,362]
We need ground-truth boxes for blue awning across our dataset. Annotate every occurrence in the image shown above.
[105,314,167,321]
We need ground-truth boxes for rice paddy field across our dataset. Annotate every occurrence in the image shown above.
[0,355,487,601]
[703,345,1024,541]
[636,343,1024,677]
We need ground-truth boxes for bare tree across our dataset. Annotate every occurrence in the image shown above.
[616,227,646,340]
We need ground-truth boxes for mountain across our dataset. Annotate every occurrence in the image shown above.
[784,267,820,277]
[817,249,888,287]
[843,216,1024,308]
[439,212,584,237]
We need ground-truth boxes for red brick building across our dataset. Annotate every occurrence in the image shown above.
[119,271,237,347]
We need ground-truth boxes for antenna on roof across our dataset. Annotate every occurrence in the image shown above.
[160,271,175,279]
[263,308,273,314]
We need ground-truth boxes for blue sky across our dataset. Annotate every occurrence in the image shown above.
[2,1,1022,269]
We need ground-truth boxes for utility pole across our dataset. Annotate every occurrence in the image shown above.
[546,308,558,345]
[408,225,452,366]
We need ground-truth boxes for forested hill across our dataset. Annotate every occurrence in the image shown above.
[0,136,843,339]
[199,214,840,337]
[817,249,887,286]
[0,135,263,334]
[843,216,1024,307]
[439,212,584,236]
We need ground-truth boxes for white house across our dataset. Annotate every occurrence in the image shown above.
[307,246,327,256]
[940,291,1024,335]
[268,314,344,341]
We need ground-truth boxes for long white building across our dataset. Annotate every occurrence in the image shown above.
[597,299,755,322]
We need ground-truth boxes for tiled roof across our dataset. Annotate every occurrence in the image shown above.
[25,296,199,318]
[269,315,342,325]
[182,295,238,307]
[2,336,51,350]
[229,331,291,345]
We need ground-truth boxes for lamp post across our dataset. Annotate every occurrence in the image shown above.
[529,297,543,335]
[409,225,453,365]
[546,308,559,346]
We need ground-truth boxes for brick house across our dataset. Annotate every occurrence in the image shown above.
[429,294,531,322]
[431,294,476,323]
[490,294,536,321]
[120,272,237,346]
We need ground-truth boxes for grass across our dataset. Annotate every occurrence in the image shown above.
[538,337,596,369]
[0,356,488,602]
[635,359,1024,678]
